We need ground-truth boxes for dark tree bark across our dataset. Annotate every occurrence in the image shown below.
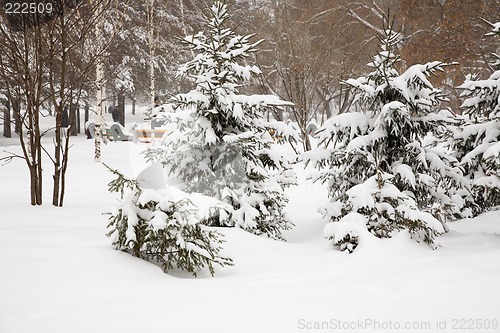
[84,103,89,123]
[3,98,11,138]
[0,0,112,206]
[117,92,125,126]
[69,104,77,136]
[12,98,21,135]
[76,107,80,133]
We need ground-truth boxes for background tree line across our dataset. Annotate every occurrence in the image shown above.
[3,0,498,138]
[0,0,498,206]
[103,0,500,150]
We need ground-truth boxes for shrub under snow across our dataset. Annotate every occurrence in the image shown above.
[105,164,232,277]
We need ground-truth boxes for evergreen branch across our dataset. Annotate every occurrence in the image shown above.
[103,162,138,199]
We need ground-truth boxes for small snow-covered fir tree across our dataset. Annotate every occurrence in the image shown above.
[145,1,297,240]
[454,22,500,212]
[305,20,468,252]
[105,164,232,277]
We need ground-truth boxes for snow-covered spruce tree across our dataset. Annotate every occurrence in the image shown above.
[454,22,500,212]
[105,164,232,277]
[144,1,297,240]
[305,21,468,252]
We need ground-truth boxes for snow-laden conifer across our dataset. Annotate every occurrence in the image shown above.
[105,164,232,277]
[305,21,468,252]
[144,1,297,240]
[454,22,500,211]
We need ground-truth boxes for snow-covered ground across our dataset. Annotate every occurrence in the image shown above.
[1,111,499,333]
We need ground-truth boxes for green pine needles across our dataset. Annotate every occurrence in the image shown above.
[306,18,469,252]
[104,164,233,277]
[144,1,297,240]
[454,23,500,212]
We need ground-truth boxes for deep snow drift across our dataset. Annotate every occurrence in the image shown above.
[1,118,499,333]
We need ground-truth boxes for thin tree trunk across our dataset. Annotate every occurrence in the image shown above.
[84,103,89,123]
[68,104,77,136]
[315,86,333,125]
[58,128,71,207]
[94,3,106,162]
[52,11,68,206]
[24,104,42,206]
[117,92,125,126]
[27,99,43,206]
[339,89,352,114]
[35,115,42,205]
[69,104,77,136]
[302,127,311,151]
[148,0,156,108]
[95,58,106,162]
[147,0,156,143]
[29,165,38,205]
[52,104,62,206]
[76,107,81,134]
[12,98,21,135]
[32,24,43,206]
[3,98,11,138]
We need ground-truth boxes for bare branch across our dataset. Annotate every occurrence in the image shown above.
[347,7,384,36]
[0,150,25,165]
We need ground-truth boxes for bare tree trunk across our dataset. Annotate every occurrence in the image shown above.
[52,11,70,207]
[26,96,43,206]
[94,0,106,162]
[304,132,311,151]
[84,103,89,123]
[76,107,81,134]
[12,98,21,135]
[3,98,11,138]
[51,18,65,206]
[339,89,352,114]
[131,97,136,115]
[25,100,43,206]
[28,164,43,205]
[117,92,125,126]
[315,86,333,125]
[147,0,157,143]
[58,129,71,207]
[0,12,44,205]
[28,24,44,206]
[69,104,78,136]
[148,0,156,109]
[0,0,111,206]
[53,106,63,206]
